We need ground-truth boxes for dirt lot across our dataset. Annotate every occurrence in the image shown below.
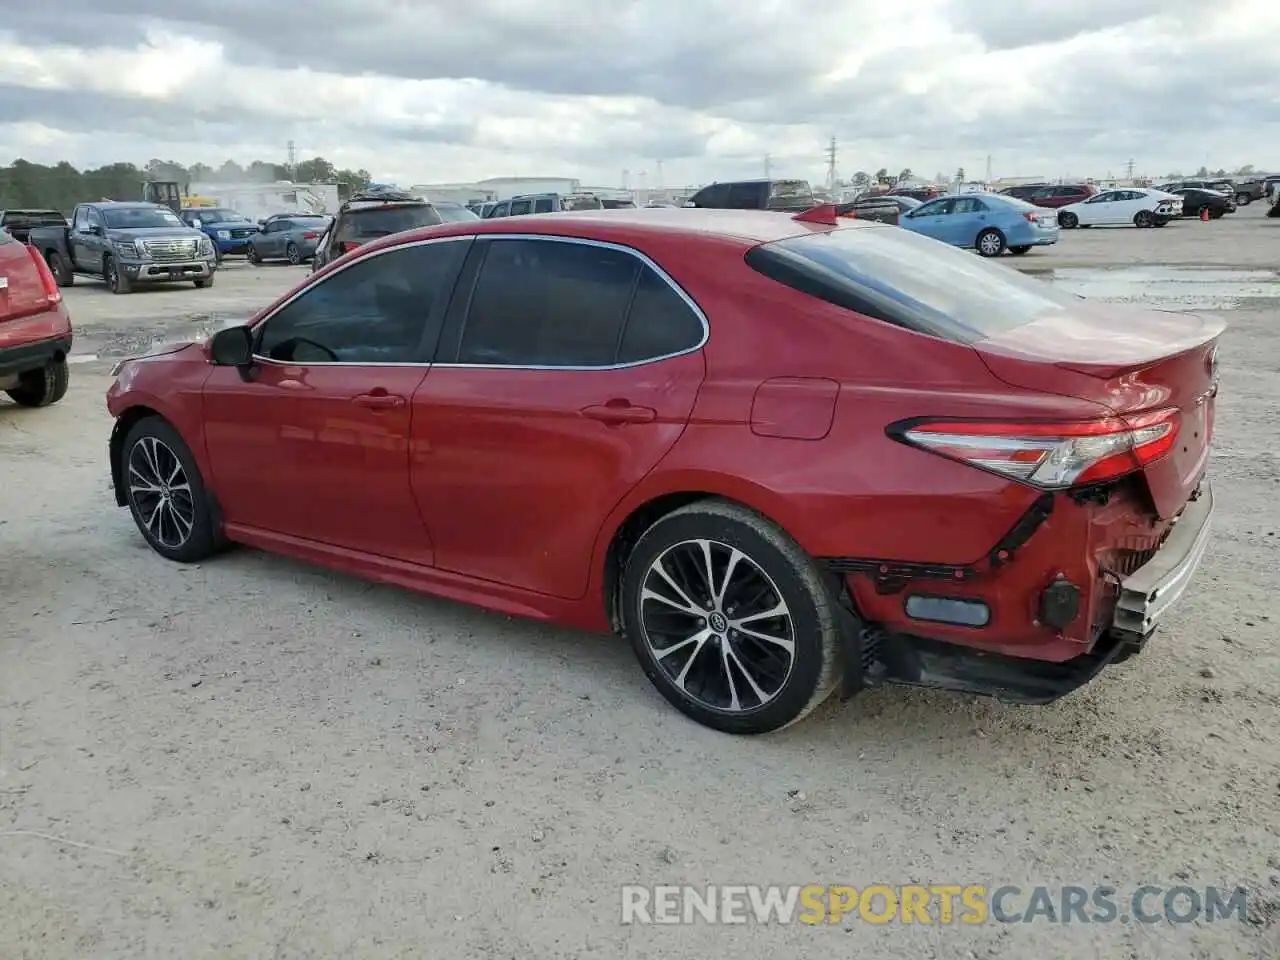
[2,208,1279,959]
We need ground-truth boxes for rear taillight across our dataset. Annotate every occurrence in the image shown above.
[26,243,61,306]
[302,232,318,239]
[892,408,1180,489]
[1023,212,1039,222]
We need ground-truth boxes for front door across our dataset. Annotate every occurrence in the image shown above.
[201,237,472,564]
[411,236,707,599]
[71,207,102,273]
[905,198,955,242]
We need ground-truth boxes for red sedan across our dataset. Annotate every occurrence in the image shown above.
[105,207,1222,734]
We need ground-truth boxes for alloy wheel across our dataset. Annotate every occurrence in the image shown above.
[127,436,195,549]
[638,538,796,713]
[979,233,1002,255]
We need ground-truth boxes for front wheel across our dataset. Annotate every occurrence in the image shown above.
[1134,210,1155,228]
[1008,245,1031,256]
[104,254,132,294]
[246,245,261,265]
[1058,211,1078,229]
[975,228,1006,257]
[620,499,842,734]
[286,242,301,265]
[194,274,214,288]
[121,417,223,563]
[5,358,69,407]
[1236,193,1251,206]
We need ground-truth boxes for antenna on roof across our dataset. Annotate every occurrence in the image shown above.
[792,203,839,226]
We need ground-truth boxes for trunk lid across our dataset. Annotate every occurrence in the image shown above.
[0,237,50,324]
[975,302,1224,518]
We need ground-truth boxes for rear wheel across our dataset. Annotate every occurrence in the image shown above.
[976,228,1006,257]
[246,245,261,265]
[1058,211,1078,229]
[620,499,842,734]
[1236,193,1251,206]
[5,358,68,407]
[1009,245,1031,255]
[47,250,74,287]
[286,242,301,265]
[121,417,222,563]
[1134,210,1155,228]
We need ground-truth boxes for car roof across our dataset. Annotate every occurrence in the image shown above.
[94,201,165,210]
[362,207,887,252]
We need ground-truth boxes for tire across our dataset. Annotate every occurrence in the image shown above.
[5,357,68,408]
[1236,193,1251,206]
[47,250,74,287]
[194,274,213,288]
[1209,209,1224,220]
[246,245,260,265]
[120,417,222,563]
[286,242,301,266]
[620,499,842,734]
[1009,245,1031,255]
[1154,220,1169,227]
[1058,211,1078,229]
[104,254,132,294]
[975,228,1006,257]
[1134,210,1154,228]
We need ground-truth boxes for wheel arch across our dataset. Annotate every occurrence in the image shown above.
[109,405,164,506]
[595,472,806,633]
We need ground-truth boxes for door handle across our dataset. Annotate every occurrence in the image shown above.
[581,401,657,424]
[353,392,406,410]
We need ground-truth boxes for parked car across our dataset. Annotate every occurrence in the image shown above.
[180,207,259,261]
[26,201,216,294]
[1229,178,1268,205]
[484,193,614,217]
[835,195,918,225]
[687,179,816,212]
[900,193,1059,256]
[886,184,944,203]
[1056,189,1183,229]
[0,225,73,408]
[310,192,470,273]
[1154,180,1231,197]
[103,207,1221,733]
[246,215,331,265]
[1169,188,1234,219]
[1000,184,1098,208]
[1,209,67,244]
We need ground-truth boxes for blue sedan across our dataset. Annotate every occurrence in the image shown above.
[899,192,1059,257]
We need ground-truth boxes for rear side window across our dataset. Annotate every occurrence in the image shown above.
[459,239,638,366]
[726,183,763,209]
[768,180,813,208]
[509,199,533,216]
[533,197,554,213]
[692,184,730,208]
[744,226,1083,345]
[617,269,704,363]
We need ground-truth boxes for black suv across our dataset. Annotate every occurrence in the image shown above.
[310,190,476,272]
[687,179,815,212]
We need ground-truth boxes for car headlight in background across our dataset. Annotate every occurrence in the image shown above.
[216,230,231,240]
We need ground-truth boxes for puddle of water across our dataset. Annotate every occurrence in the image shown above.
[1041,266,1280,310]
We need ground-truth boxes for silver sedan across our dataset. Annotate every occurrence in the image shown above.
[246,215,332,265]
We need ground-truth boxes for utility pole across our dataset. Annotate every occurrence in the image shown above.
[825,136,838,190]
[656,160,664,190]
[286,139,296,178]
[1125,158,1135,181]
[764,154,772,179]
[621,169,630,190]
[985,154,992,183]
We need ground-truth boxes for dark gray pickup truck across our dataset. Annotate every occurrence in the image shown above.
[27,201,217,294]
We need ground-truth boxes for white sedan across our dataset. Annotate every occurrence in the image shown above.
[1057,188,1183,229]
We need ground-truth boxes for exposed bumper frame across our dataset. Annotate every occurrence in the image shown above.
[1111,480,1214,639]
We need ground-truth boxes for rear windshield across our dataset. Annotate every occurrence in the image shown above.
[433,204,479,222]
[342,204,441,239]
[744,225,1084,344]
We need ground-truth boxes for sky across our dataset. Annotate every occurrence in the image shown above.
[0,0,1276,189]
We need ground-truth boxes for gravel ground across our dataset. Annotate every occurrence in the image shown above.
[2,208,1279,959]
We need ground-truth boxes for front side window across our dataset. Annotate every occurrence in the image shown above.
[74,207,90,230]
[913,199,953,217]
[952,197,986,214]
[534,197,554,213]
[726,183,763,209]
[256,239,469,364]
[509,199,533,216]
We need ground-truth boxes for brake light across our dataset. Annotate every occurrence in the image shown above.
[892,409,1180,489]
[1023,211,1039,222]
[340,241,360,253]
[302,232,318,240]
[26,242,61,306]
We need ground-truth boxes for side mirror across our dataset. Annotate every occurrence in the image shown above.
[90,224,104,236]
[210,325,254,367]
[191,218,202,229]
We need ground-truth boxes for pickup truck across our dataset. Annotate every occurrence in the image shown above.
[26,201,216,294]
[1,208,67,244]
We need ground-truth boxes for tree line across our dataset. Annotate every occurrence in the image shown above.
[0,156,373,213]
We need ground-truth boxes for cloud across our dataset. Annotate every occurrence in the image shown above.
[1,0,1278,188]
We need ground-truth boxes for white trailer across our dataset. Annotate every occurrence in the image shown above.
[186,181,342,220]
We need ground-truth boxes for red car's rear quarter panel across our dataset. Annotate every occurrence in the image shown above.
[0,302,72,351]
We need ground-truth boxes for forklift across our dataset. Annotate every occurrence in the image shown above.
[141,181,184,214]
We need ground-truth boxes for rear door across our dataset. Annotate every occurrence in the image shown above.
[201,237,472,563]
[410,235,707,599]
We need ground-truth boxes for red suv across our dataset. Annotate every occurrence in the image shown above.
[105,207,1220,734]
[1001,184,1098,208]
[0,232,73,407]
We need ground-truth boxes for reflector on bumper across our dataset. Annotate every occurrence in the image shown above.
[1112,481,1214,638]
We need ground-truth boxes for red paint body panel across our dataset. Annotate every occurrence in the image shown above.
[104,209,1221,667]
[0,303,71,350]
